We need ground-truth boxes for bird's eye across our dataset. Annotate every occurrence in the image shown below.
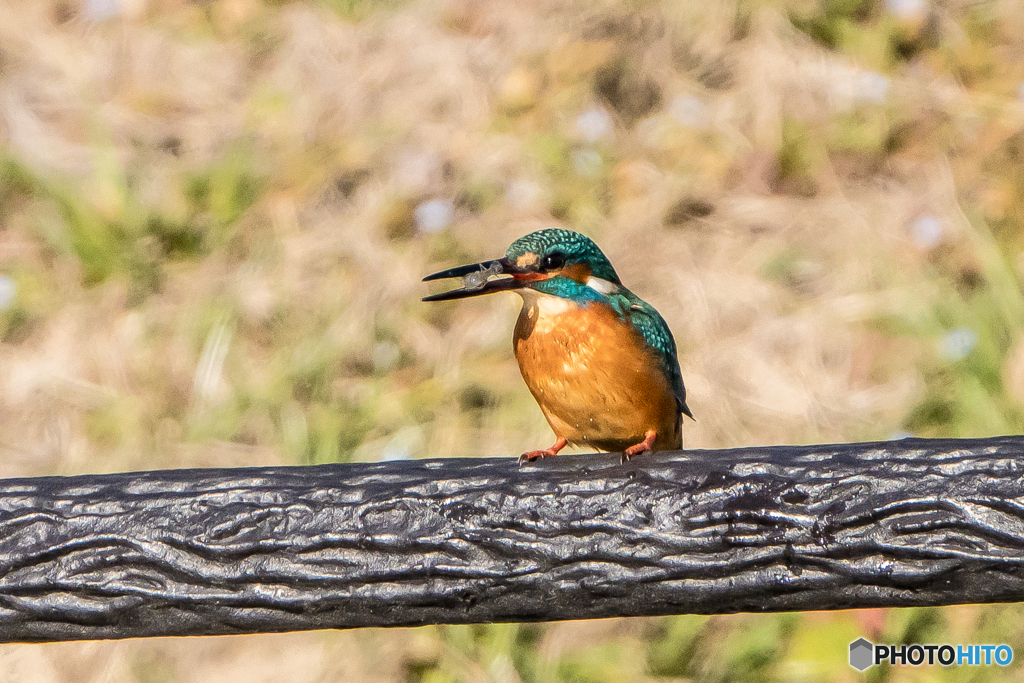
[541,253,565,270]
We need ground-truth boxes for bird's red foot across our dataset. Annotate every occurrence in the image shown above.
[621,430,657,464]
[518,437,568,466]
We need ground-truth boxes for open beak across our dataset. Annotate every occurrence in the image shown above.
[422,257,539,302]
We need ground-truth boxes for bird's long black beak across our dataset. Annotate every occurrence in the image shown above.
[422,257,536,302]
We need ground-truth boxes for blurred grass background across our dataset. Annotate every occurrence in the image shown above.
[2,0,1024,680]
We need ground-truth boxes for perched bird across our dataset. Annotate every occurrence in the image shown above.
[423,228,692,463]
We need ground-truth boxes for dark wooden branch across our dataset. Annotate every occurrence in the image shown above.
[1,436,1023,642]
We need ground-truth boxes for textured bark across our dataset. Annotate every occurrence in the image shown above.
[1,436,1023,642]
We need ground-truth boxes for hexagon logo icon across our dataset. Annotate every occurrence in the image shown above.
[849,638,874,671]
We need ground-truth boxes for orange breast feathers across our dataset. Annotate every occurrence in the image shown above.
[513,292,681,452]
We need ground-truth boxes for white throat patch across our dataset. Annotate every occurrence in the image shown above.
[517,289,573,332]
[519,289,572,315]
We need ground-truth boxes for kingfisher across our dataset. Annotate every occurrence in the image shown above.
[423,228,692,463]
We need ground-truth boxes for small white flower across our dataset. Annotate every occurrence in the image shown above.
[506,179,543,209]
[669,95,708,128]
[939,328,978,362]
[854,72,890,104]
[910,215,943,249]
[372,342,400,372]
[84,0,121,20]
[575,108,614,142]
[0,275,16,311]
[885,0,927,19]
[415,198,454,233]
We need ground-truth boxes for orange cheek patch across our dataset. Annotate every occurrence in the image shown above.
[556,263,592,283]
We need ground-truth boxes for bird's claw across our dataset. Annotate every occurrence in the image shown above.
[620,447,651,464]
[518,437,568,466]
[620,430,657,464]
[518,450,547,466]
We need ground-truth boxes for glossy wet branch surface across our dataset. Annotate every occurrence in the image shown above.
[0,436,1022,642]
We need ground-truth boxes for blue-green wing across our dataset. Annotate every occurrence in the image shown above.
[551,278,693,420]
[618,294,693,419]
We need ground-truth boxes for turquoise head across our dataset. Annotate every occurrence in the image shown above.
[422,228,621,302]
[504,229,620,285]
